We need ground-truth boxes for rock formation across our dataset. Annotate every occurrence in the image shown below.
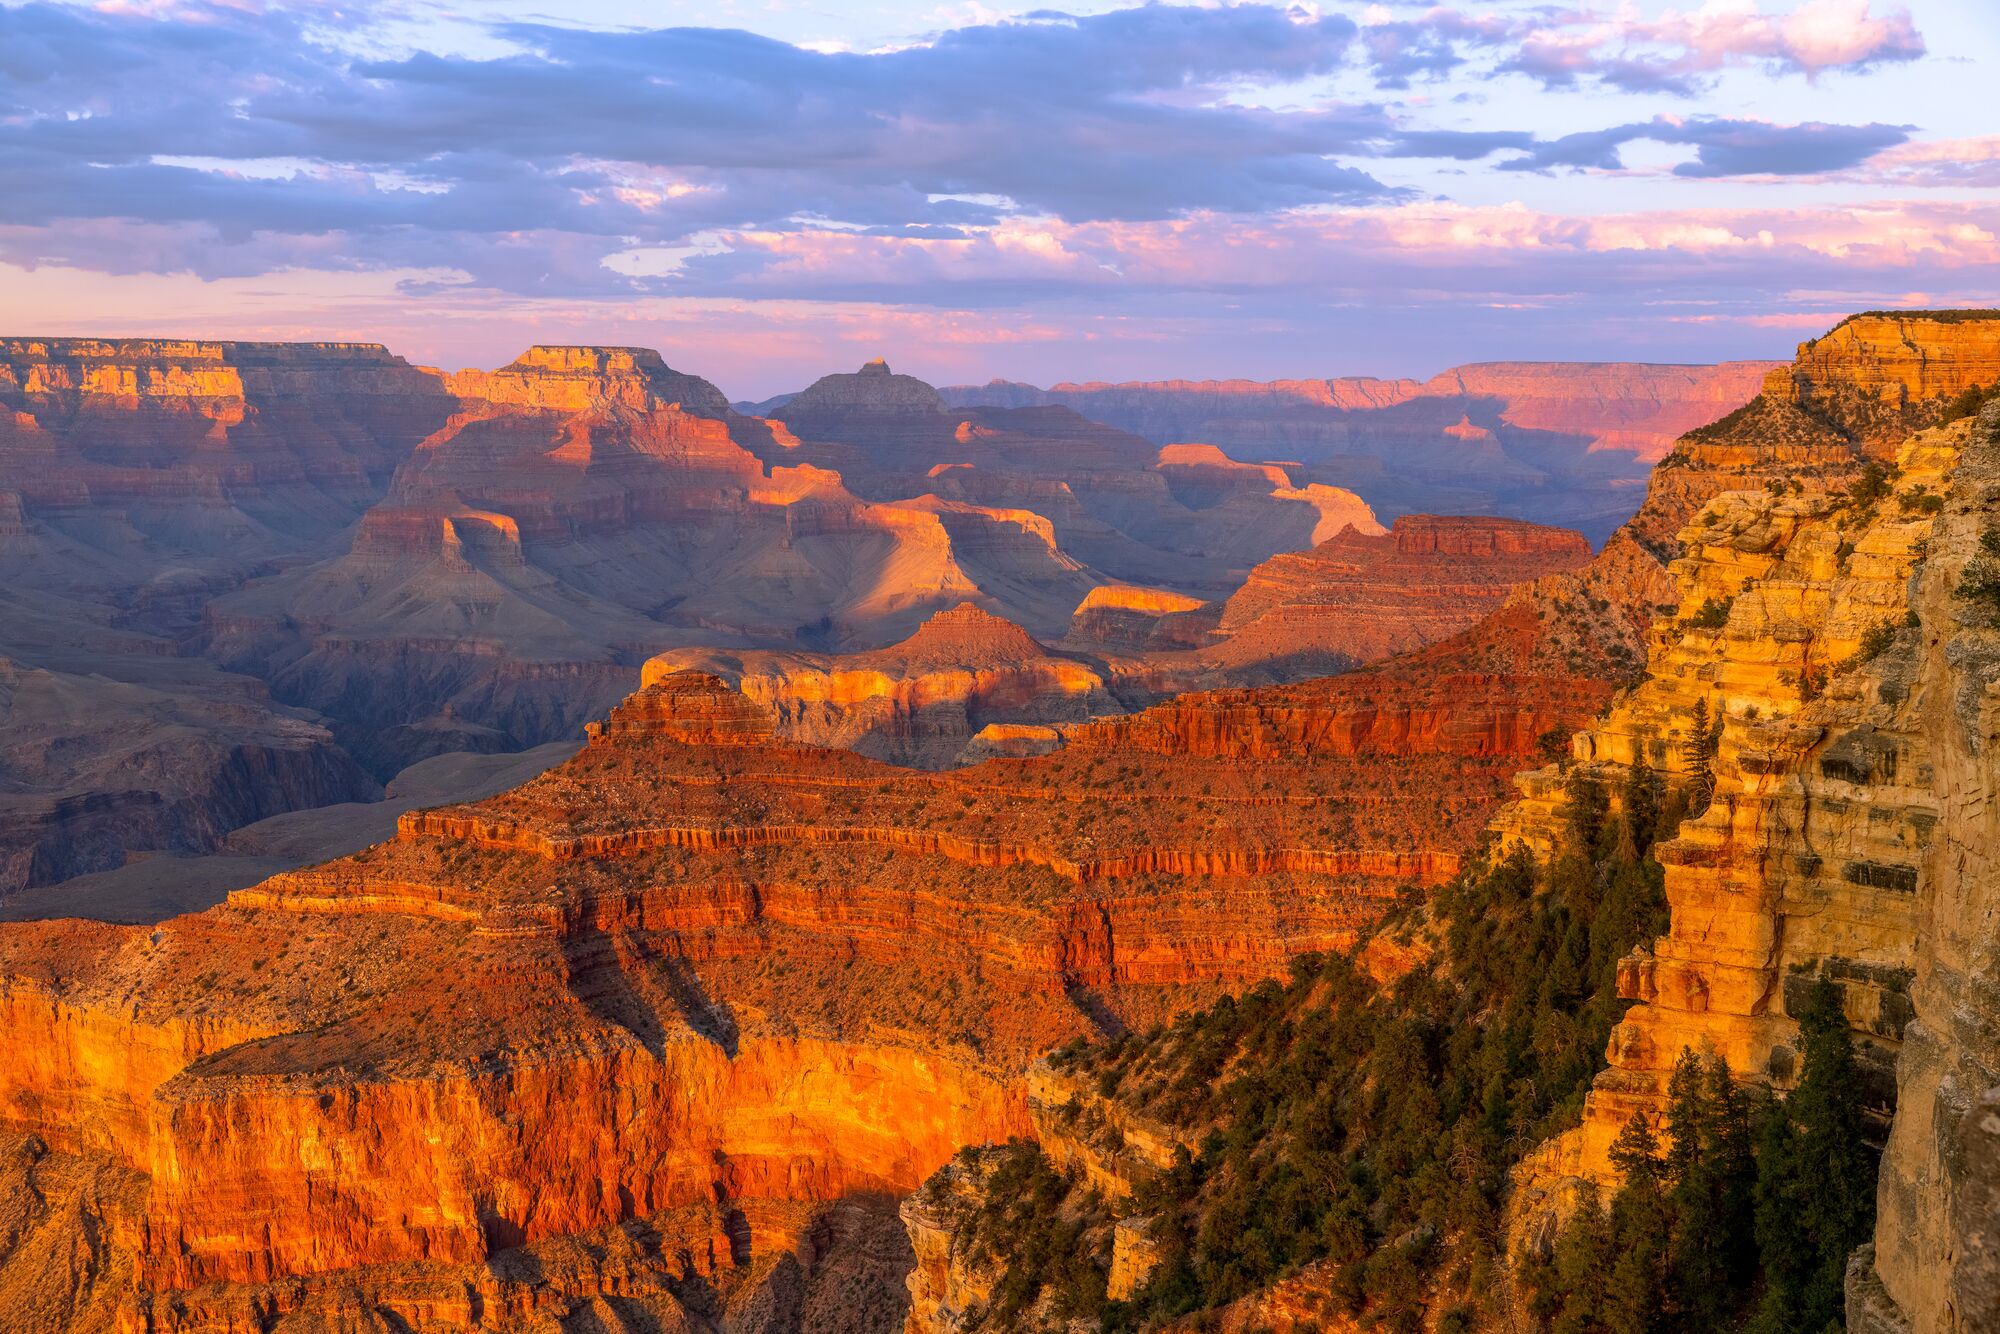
[1853,399,2000,1334]
[942,360,1779,541]
[1463,314,2000,1331]
[1067,585,1218,651]
[0,656,377,894]
[1201,515,1592,676]
[0,625,1574,1325]
[890,312,2000,1334]
[650,603,1117,768]
[0,321,1891,1331]
[1481,315,2000,1175]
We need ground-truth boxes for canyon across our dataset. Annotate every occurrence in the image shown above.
[939,359,1781,541]
[0,643,1573,1328]
[0,314,1992,1332]
[883,312,2000,1332]
[1,336,1714,904]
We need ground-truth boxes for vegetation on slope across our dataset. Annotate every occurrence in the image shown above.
[1525,978,1873,1334]
[961,758,1875,1332]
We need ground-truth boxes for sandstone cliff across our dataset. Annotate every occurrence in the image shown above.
[1468,316,2000,1328]
[648,604,1117,768]
[0,647,1530,1326]
[1856,396,2000,1334]
[1485,315,2000,1186]
[895,312,2000,1334]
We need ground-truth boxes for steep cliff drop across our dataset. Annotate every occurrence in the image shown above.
[0,626,1575,1327]
[890,312,2000,1334]
[1478,315,2000,1330]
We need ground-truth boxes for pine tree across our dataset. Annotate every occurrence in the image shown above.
[1790,978,1876,1326]
[1621,755,1661,853]
[1680,699,1720,815]
[1604,1115,1670,1334]
[1566,768,1610,856]
[1659,1050,1757,1331]
[1665,1049,1724,1330]
[1751,978,1876,1332]
[1548,1181,1614,1334]
[1705,1055,1758,1289]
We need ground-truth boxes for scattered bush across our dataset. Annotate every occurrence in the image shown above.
[1687,598,1733,631]
[1854,621,1899,664]
[1847,461,1895,509]
[1955,526,2000,622]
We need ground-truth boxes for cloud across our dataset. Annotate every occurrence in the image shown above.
[0,0,1972,374]
[653,201,2000,306]
[1498,116,1911,177]
[17,196,1994,397]
[1492,0,1925,93]
[0,0,1426,288]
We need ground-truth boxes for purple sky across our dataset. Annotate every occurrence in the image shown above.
[0,1,1993,398]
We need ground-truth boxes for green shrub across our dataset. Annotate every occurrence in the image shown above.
[1847,462,1895,509]
[1854,621,1898,664]
[1955,527,2000,622]
[1688,597,1733,631]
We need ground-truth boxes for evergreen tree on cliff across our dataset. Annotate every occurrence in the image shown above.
[1751,977,1875,1333]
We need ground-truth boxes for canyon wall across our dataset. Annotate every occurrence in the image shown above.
[942,360,1779,540]
[1858,397,2000,1334]
[0,643,1554,1326]
[894,312,2000,1334]
[1471,316,2000,1332]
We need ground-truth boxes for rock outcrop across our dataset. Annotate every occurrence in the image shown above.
[1861,397,2000,1334]
[1066,585,1218,651]
[1485,315,2000,1182]
[892,313,2000,1334]
[1202,515,1592,676]
[1455,316,2000,1333]
[650,604,1116,767]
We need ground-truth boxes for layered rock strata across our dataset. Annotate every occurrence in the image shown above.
[1203,515,1592,675]
[0,654,1532,1325]
[1858,398,2000,1334]
[943,361,1781,539]
[1492,314,2000,1181]
[650,603,1117,768]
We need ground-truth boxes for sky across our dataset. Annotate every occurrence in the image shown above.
[0,0,1995,398]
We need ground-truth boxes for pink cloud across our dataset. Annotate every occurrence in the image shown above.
[689,200,2000,295]
[1504,0,1925,89]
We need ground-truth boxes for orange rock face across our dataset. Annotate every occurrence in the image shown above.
[1205,515,1592,671]
[0,649,1560,1322]
[1472,315,2000,1285]
[649,605,1115,767]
